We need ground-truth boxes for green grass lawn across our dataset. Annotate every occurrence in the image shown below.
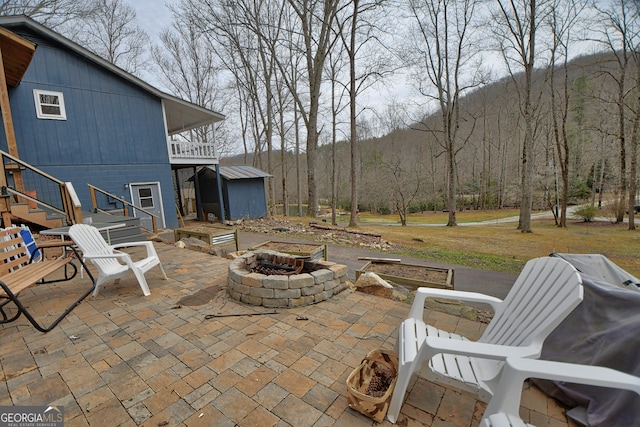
[346,209,521,225]
[286,209,640,276]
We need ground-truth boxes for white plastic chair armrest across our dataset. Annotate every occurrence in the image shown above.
[506,358,640,394]
[83,252,130,260]
[110,241,154,250]
[424,336,540,360]
[409,287,503,319]
[482,357,640,426]
[110,241,157,257]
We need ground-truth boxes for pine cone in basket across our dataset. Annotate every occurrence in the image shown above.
[365,364,394,397]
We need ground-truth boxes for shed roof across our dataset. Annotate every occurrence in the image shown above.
[0,15,225,134]
[216,165,271,180]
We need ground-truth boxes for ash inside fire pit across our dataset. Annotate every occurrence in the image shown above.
[228,250,349,308]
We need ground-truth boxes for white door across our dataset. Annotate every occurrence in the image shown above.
[130,182,166,231]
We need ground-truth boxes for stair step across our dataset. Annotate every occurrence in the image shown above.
[104,226,147,245]
[10,203,64,229]
[81,212,147,244]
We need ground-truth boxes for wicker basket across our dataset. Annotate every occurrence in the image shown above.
[346,349,399,422]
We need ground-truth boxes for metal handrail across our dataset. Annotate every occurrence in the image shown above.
[0,150,64,185]
[3,186,65,215]
[88,184,158,233]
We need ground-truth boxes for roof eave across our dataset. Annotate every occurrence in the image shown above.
[0,15,225,129]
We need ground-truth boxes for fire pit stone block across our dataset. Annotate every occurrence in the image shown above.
[275,289,301,299]
[264,275,289,289]
[250,288,274,298]
[329,264,348,278]
[228,268,248,282]
[263,298,288,308]
[311,269,334,283]
[288,274,314,288]
[302,284,324,296]
[243,295,263,305]
[324,279,340,291]
[227,250,348,308]
[316,290,333,303]
[243,272,266,287]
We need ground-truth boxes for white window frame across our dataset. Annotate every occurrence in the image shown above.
[33,89,67,120]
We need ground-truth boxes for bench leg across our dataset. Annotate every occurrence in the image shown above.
[0,297,23,324]
[0,255,96,333]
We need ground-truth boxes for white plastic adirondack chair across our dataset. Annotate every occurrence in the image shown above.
[480,357,640,427]
[387,257,583,423]
[69,224,167,296]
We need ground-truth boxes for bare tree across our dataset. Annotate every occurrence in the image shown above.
[73,0,149,74]
[0,0,86,28]
[150,15,230,155]
[627,1,640,230]
[546,0,588,227]
[273,65,295,216]
[492,0,550,233]
[592,0,640,225]
[326,47,348,225]
[384,148,423,226]
[336,0,388,227]
[407,0,484,226]
[283,0,342,218]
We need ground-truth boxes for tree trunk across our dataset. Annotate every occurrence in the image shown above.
[446,146,457,226]
[617,76,627,223]
[295,103,302,216]
[349,0,359,228]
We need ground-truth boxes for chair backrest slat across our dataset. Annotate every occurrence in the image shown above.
[480,257,583,347]
[69,225,120,271]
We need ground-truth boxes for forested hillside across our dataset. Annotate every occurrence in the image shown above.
[224,52,628,218]
[7,0,635,230]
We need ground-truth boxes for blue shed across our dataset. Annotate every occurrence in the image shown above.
[196,165,270,221]
[0,16,225,231]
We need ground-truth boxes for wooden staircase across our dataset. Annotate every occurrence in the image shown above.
[1,151,150,243]
[9,201,64,229]
[0,150,82,229]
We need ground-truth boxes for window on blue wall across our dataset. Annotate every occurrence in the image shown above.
[138,188,154,208]
[33,89,67,120]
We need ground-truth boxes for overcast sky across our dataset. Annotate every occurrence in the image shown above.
[124,0,176,41]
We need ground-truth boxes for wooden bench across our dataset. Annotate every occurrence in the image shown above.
[0,227,95,333]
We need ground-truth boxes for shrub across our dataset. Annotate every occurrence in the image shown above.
[408,201,427,213]
[572,204,598,222]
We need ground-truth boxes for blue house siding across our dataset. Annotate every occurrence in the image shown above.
[225,180,267,220]
[42,164,177,229]
[0,25,178,229]
[196,167,268,221]
[3,29,169,165]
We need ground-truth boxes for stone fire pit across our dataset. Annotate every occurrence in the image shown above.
[228,250,349,308]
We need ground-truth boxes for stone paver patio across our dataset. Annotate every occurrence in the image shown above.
[0,241,578,426]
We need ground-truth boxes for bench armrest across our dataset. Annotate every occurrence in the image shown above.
[31,240,78,262]
[35,240,73,249]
